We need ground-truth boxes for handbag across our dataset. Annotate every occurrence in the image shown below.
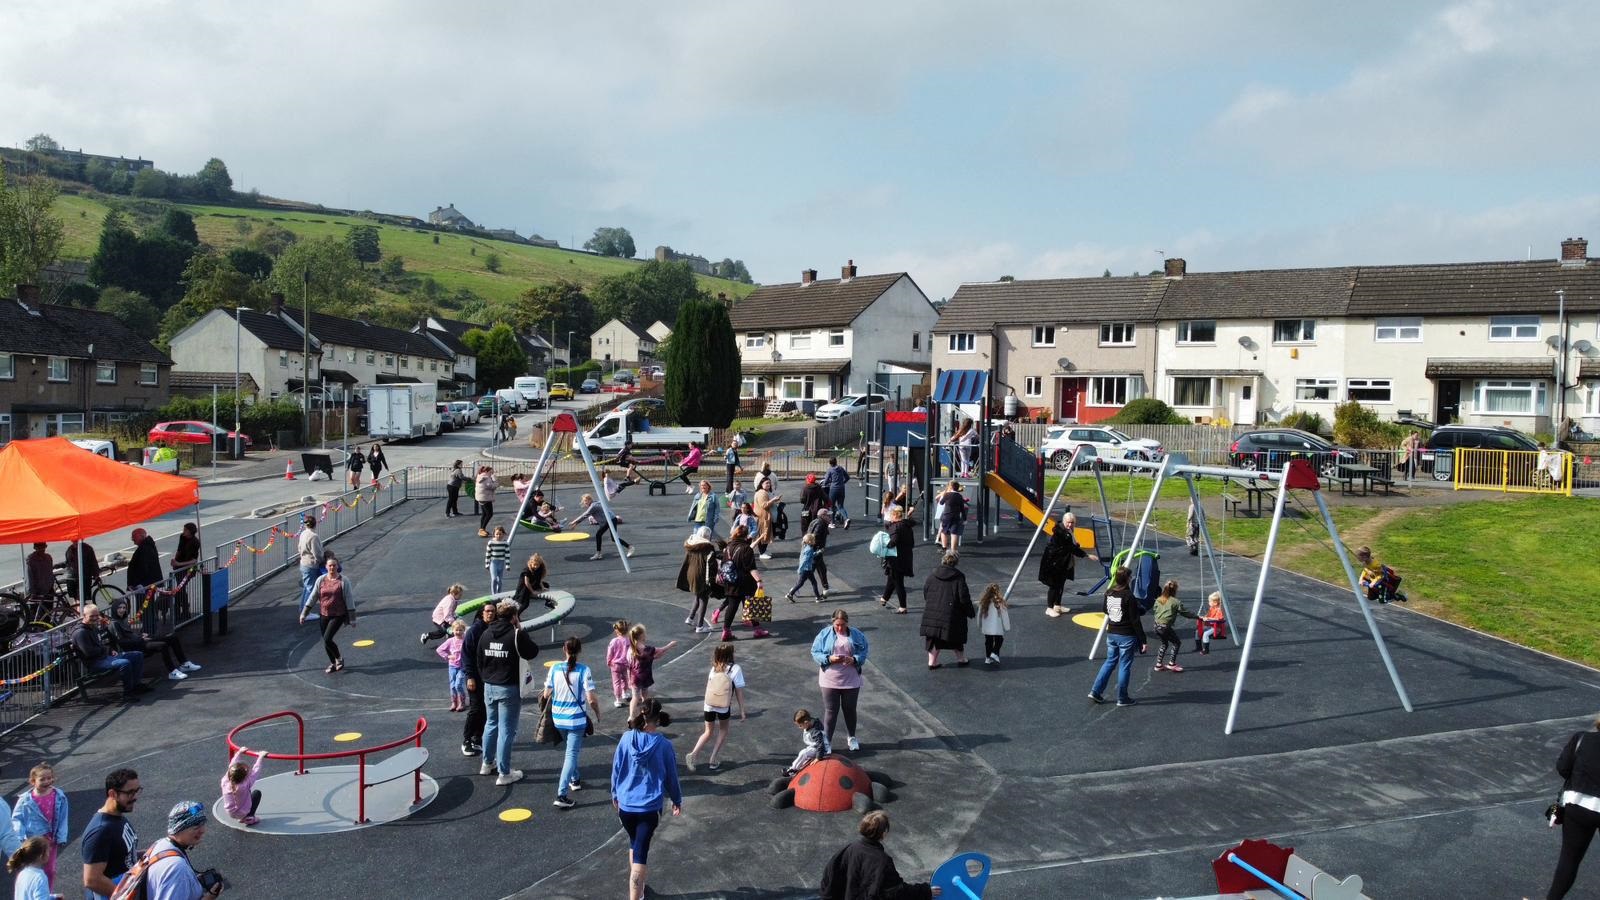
[742,589,773,623]
[533,693,560,746]
[1547,733,1587,827]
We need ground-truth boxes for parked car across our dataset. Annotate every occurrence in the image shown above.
[814,393,887,423]
[1229,428,1358,477]
[1421,424,1541,481]
[494,388,527,412]
[1039,425,1165,471]
[435,403,456,433]
[612,369,636,385]
[449,400,480,425]
[549,382,575,401]
[476,394,498,416]
[148,421,253,450]
[579,378,601,394]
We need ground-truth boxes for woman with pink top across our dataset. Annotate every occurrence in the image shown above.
[220,747,269,826]
[420,584,465,645]
[809,609,870,752]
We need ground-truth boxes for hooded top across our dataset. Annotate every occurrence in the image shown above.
[474,617,538,686]
[920,564,974,646]
[611,729,682,813]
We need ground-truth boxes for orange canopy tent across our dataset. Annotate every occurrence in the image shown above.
[0,437,200,544]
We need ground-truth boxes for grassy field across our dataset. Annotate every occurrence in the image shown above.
[51,192,758,306]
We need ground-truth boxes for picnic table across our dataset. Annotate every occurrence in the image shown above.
[1223,483,1270,517]
[1334,463,1381,495]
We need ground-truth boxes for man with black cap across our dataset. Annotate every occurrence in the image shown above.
[144,800,225,898]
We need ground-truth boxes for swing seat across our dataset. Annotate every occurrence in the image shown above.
[1197,617,1228,641]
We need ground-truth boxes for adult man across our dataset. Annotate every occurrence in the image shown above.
[821,457,851,529]
[475,600,538,785]
[127,528,163,594]
[25,542,54,600]
[296,515,323,611]
[145,801,226,899]
[460,602,497,758]
[805,507,834,598]
[82,768,142,900]
[73,606,148,702]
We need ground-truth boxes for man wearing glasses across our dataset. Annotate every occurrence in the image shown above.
[82,768,142,900]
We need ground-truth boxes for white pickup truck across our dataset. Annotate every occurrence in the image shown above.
[583,410,709,453]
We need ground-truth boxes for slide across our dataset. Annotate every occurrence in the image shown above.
[984,472,1099,550]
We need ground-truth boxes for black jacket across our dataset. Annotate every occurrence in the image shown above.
[885,519,915,577]
[461,616,491,682]
[127,537,162,590]
[819,837,932,900]
[1038,526,1086,587]
[1558,728,1600,798]
[72,623,119,663]
[806,515,831,550]
[919,564,974,647]
[1103,586,1146,643]
[474,618,538,686]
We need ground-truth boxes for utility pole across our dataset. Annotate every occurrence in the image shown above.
[302,267,312,448]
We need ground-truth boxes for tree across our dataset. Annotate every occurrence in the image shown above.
[346,224,381,267]
[0,164,66,292]
[158,249,270,347]
[249,223,298,258]
[483,251,501,273]
[24,133,59,153]
[591,259,705,329]
[462,323,527,389]
[89,210,140,288]
[380,254,405,279]
[583,226,636,258]
[663,297,739,426]
[158,209,199,245]
[266,236,373,317]
[96,287,160,340]
[225,247,273,280]
[514,280,596,360]
[130,168,171,198]
[193,158,233,201]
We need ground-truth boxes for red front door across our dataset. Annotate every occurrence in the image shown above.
[1059,379,1080,421]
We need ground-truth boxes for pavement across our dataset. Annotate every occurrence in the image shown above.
[2,479,1595,899]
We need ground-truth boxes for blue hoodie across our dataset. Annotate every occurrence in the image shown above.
[611,729,683,813]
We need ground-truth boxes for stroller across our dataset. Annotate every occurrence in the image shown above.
[772,502,790,541]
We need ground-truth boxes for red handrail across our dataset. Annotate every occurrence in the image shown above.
[226,710,429,823]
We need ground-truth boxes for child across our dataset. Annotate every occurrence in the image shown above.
[1196,592,1227,655]
[1150,580,1198,673]
[978,584,1011,665]
[727,480,748,514]
[785,533,823,603]
[603,469,624,499]
[628,624,679,720]
[220,746,269,826]
[783,709,828,777]
[686,643,746,771]
[7,836,52,900]
[531,501,563,532]
[605,620,633,709]
[10,763,67,887]
[1355,546,1406,603]
[436,619,467,711]
[512,473,530,507]
[732,502,759,538]
[420,583,465,644]
[484,526,511,594]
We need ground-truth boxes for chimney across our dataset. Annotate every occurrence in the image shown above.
[841,259,857,281]
[1561,237,1588,267]
[801,268,818,285]
[16,284,40,304]
[1163,258,1186,279]
[270,292,285,316]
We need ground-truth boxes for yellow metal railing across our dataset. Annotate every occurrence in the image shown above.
[1452,448,1572,496]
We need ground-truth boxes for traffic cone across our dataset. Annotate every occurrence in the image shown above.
[284,460,296,480]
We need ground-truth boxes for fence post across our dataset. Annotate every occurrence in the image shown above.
[1500,450,1508,491]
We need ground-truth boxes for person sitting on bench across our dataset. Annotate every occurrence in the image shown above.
[72,606,149,701]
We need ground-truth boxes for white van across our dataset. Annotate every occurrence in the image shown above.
[513,376,549,410]
[493,388,527,413]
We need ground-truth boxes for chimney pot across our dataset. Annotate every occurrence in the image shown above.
[271,292,285,315]
[801,268,817,285]
[1561,237,1588,265]
[1163,257,1186,278]
[841,259,857,280]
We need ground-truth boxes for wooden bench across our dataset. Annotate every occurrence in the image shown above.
[1221,492,1243,516]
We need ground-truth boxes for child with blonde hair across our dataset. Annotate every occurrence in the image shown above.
[437,619,468,711]
[686,643,747,771]
[421,583,465,645]
[628,624,679,720]
[1196,591,1227,655]
[785,532,823,603]
[10,762,67,887]
[605,620,632,708]
[220,746,269,826]
[1150,579,1198,672]
[978,584,1011,665]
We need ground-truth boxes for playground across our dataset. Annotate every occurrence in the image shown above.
[1,418,1595,897]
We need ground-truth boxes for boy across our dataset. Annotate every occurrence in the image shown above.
[783,709,829,777]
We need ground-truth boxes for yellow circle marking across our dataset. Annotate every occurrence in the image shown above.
[352,639,376,648]
[499,808,533,823]
[1071,612,1106,630]
[546,532,590,542]
[543,660,561,668]
[332,732,363,742]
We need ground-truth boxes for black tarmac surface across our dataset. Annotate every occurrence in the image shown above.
[3,484,1596,899]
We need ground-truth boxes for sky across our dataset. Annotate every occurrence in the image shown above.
[4,0,1600,301]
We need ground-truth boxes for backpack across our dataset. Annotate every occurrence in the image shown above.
[705,668,734,709]
[868,530,896,558]
[109,846,185,900]
[715,555,739,587]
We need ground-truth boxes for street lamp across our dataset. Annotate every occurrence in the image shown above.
[234,307,246,455]
[567,331,576,374]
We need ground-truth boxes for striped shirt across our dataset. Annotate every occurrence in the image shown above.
[545,662,595,731]
[484,539,511,567]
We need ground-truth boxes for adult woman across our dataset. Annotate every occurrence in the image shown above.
[723,435,742,493]
[171,521,201,617]
[1039,511,1092,618]
[810,609,869,752]
[819,811,938,900]
[920,551,974,668]
[512,553,549,612]
[718,526,769,641]
[107,597,200,681]
[754,478,780,560]
[346,446,365,489]
[676,527,716,632]
[936,481,967,552]
[1399,430,1422,481]
[879,503,916,614]
[299,557,357,673]
[687,480,720,536]
[474,466,497,537]
[1546,714,1600,898]
[445,459,469,517]
[367,443,387,484]
[610,698,682,900]
[568,493,634,561]
[798,473,826,535]
[949,419,972,478]
[545,636,601,810]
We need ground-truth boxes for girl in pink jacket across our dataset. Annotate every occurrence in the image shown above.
[221,748,268,826]
[605,619,632,708]
[436,619,467,710]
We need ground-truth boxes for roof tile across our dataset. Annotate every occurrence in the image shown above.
[730,273,907,330]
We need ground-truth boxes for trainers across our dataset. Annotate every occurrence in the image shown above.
[685,750,700,770]
[180,662,202,672]
[1116,698,1138,707]
[479,762,496,776]
[589,553,604,560]
[419,633,429,645]
[1087,692,1105,704]
[495,770,524,786]
[821,589,830,599]
[707,759,721,771]
[684,616,694,625]
[1153,662,1166,672]
[242,815,260,826]
[461,743,479,757]
[613,699,626,708]
[759,553,773,560]
[694,625,712,634]
[983,656,994,665]
[477,529,489,538]
[1166,663,1184,673]
[552,795,576,809]
[170,669,189,680]
[568,779,583,792]
[847,736,861,751]
[625,547,635,558]
[1045,607,1061,617]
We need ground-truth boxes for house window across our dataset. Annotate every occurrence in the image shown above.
[1024,376,1043,398]
[0,353,13,380]
[42,413,84,437]
[48,357,69,381]
[0,413,10,445]
[1374,317,1422,342]
[95,361,116,384]
[829,328,845,348]
[445,363,452,374]
[1177,320,1216,344]
[744,333,766,349]
[1346,378,1393,403]
[780,375,815,399]
[740,377,765,399]
[1090,376,1140,407]
[1032,326,1056,347]
[1489,315,1540,342]
[347,349,356,362]
[911,331,920,350]
[400,356,409,369]
[1172,377,1211,406]
[1475,379,1546,414]
[1295,377,1338,401]
[1586,382,1600,417]
[140,363,158,385]
[1099,323,1135,346]
[279,350,289,368]
[366,351,375,364]
[1274,319,1316,343]
[789,332,812,350]
[384,354,395,367]
[947,333,976,353]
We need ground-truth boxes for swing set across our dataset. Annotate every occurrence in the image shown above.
[504,412,633,574]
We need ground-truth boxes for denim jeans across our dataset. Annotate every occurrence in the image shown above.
[558,728,584,795]
[1090,633,1138,702]
[91,651,145,693]
[488,560,507,594]
[481,683,521,774]
[299,565,319,610]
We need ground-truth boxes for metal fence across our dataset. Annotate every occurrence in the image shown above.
[807,398,917,454]
[1452,448,1572,496]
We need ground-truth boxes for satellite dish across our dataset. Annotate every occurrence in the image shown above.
[1056,357,1071,371]
[1547,335,1562,348]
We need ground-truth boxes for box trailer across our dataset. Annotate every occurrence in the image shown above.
[366,383,439,440]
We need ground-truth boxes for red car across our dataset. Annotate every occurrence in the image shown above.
[148,421,253,449]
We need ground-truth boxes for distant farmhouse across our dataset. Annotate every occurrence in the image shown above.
[429,204,476,229]
[427,205,560,248]
[655,246,713,276]
[35,146,153,173]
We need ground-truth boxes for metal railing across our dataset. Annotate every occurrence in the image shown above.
[1452,448,1572,496]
